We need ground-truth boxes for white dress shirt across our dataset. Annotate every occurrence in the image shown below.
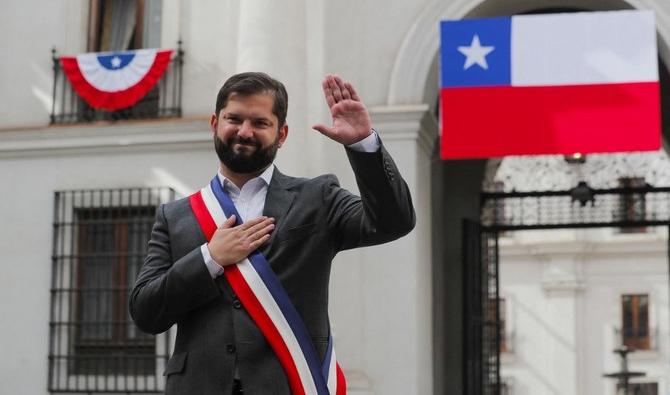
[201,131,380,278]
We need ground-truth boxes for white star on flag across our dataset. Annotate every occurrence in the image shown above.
[111,56,122,68]
[457,35,495,70]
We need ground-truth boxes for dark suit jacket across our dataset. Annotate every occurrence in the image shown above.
[130,145,415,395]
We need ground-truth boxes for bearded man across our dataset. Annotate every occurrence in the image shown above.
[130,72,415,395]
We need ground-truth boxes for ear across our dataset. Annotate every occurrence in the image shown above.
[210,113,218,134]
[277,123,289,148]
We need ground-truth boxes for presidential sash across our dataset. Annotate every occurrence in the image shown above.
[189,176,346,395]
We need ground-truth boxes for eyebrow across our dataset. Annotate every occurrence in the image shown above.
[222,112,272,122]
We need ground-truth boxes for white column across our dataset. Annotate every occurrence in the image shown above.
[541,257,585,395]
[236,0,326,177]
[358,105,434,395]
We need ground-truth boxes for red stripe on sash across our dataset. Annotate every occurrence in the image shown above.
[189,193,217,239]
[336,363,346,395]
[225,266,306,395]
[189,190,306,395]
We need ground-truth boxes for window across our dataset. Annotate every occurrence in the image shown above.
[618,177,647,233]
[51,0,183,124]
[87,0,162,52]
[487,297,507,353]
[622,294,650,350]
[48,188,174,393]
[617,382,658,395]
[73,206,155,375]
[86,0,164,119]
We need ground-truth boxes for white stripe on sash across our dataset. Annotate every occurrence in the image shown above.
[200,184,320,395]
[236,262,319,395]
[327,347,338,394]
[200,186,227,225]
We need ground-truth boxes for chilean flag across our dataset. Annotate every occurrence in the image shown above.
[60,49,173,111]
[440,10,660,159]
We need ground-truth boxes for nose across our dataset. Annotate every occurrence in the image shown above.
[237,120,254,138]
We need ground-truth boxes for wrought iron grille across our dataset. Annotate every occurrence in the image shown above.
[468,183,670,394]
[50,42,183,124]
[481,184,670,231]
[49,188,175,393]
[463,221,500,395]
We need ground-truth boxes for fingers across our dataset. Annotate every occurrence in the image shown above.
[323,74,358,106]
[221,215,236,228]
[236,215,269,230]
[244,217,275,236]
[327,76,344,102]
[345,82,360,101]
[322,79,336,108]
[209,216,275,266]
[333,75,351,100]
[249,233,271,249]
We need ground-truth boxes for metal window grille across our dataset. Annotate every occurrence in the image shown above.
[48,188,175,393]
[481,185,670,231]
[49,42,184,124]
[618,177,648,233]
[470,184,670,394]
[464,221,500,395]
[617,382,658,395]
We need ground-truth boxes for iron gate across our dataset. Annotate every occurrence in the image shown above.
[464,183,670,394]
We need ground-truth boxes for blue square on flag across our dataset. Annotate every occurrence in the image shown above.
[440,17,511,87]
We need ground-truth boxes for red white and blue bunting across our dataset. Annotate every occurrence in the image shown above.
[60,48,173,111]
[189,177,346,395]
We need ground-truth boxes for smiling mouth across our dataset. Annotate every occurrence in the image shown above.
[233,143,257,152]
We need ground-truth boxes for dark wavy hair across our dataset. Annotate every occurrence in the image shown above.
[215,72,288,127]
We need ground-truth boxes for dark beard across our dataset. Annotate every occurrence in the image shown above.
[214,134,279,174]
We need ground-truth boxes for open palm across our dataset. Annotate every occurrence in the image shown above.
[313,75,372,145]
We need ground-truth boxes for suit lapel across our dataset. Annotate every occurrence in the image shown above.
[260,168,297,255]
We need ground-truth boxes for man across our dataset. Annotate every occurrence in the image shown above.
[130,72,415,395]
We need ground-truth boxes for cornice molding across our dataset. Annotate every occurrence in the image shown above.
[0,119,212,158]
[500,232,667,258]
[369,104,435,156]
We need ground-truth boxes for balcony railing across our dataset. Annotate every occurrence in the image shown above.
[614,325,659,352]
[50,42,183,124]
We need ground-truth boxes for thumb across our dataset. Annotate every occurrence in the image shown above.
[221,215,236,229]
[312,124,336,139]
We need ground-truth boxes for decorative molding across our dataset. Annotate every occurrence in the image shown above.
[0,118,212,158]
[388,0,474,105]
[484,150,670,191]
[369,104,435,156]
[541,277,586,293]
[541,260,585,293]
[500,232,667,258]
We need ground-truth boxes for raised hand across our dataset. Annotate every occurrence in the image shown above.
[312,74,372,145]
[207,215,275,267]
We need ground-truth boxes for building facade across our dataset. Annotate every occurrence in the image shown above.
[2,1,670,394]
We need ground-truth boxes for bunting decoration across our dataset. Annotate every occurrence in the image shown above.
[60,48,173,111]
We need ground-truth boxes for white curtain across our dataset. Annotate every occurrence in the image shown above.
[99,0,137,51]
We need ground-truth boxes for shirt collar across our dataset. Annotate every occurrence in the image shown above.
[217,164,275,190]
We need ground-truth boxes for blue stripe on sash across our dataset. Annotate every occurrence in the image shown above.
[322,335,334,380]
[209,177,330,394]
